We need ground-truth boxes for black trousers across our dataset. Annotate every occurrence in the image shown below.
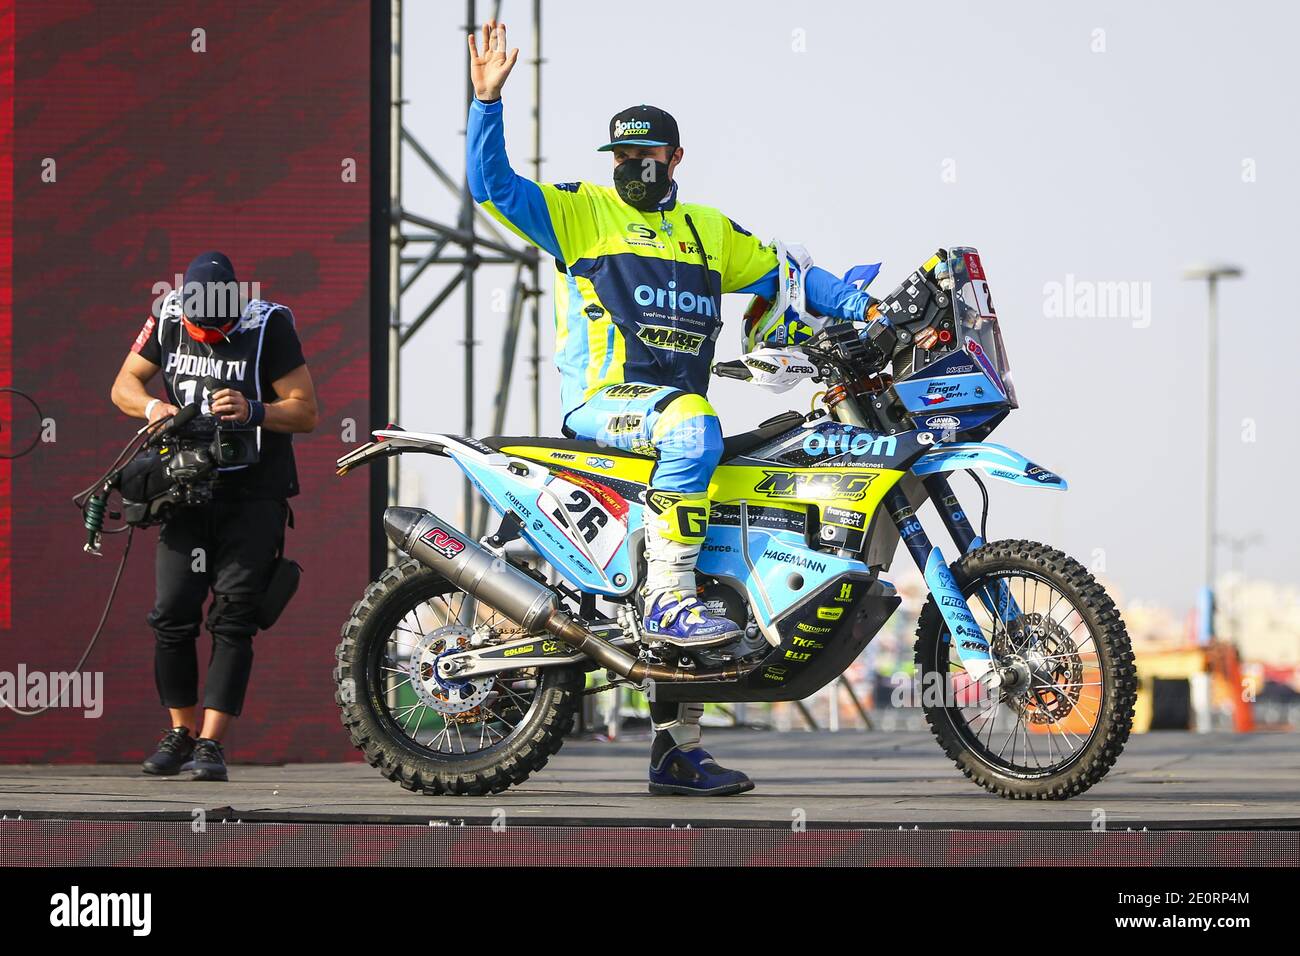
[147,498,288,716]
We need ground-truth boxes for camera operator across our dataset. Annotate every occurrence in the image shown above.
[110,252,318,781]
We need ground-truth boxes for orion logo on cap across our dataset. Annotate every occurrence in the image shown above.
[615,119,653,138]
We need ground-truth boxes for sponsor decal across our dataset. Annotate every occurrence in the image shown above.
[795,622,832,635]
[604,383,659,399]
[605,413,644,435]
[504,491,534,519]
[614,118,652,138]
[802,429,897,458]
[894,520,925,541]
[677,240,717,260]
[162,352,248,382]
[761,549,828,575]
[925,415,961,430]
[421,527,465,560]
[585,456,615,469]
[762,665,788,682]
[965,336,1007,395]
[823,507,866,530]
[554,182,581,193]
[623,223,663,249]
[646,490,683,514]
[633,283,714,317]
[556,471,629,520]
[636,323,707,353]
[791,636,824,649]
[835,582,855,602]
[922,380,966,406]
[453,436,497,455]
[584,303,606,320]
[503,644,535,658]
[755,471,876,502]
[549,452,577,461]
[784,649,812,662]
[816,606,844,621]
[132,315,157,353]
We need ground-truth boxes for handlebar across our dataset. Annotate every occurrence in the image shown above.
[712,315,897,386]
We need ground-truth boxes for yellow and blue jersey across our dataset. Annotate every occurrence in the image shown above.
[466,97,873,417]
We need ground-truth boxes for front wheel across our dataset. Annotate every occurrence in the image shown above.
[334,559,583,796]
[914,539,1137,799]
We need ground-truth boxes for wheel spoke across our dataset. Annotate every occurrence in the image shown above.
[929,564,1122,778]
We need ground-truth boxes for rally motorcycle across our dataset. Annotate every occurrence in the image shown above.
[333,247,1136,799]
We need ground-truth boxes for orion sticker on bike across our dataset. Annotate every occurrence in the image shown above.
[923,548,993,680]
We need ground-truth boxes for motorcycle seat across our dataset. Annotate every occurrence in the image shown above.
[482,410,804,464]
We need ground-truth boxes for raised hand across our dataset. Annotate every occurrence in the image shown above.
[468,19,519,102]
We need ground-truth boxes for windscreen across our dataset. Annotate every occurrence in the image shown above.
[947,247,1018,408]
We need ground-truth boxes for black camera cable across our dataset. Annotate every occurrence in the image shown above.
[2,410,185,716]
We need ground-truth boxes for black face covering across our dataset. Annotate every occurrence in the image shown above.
[613,157,673,210]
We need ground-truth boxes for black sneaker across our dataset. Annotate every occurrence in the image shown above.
[142,727,195,776]
[187,737,229,781]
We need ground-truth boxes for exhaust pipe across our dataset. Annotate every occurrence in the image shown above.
[384,507,750,684]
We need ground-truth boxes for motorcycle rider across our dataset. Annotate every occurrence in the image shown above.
[466,20,881,795]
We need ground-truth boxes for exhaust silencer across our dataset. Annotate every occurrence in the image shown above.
[383,506,752,685]
[384,506,558,633]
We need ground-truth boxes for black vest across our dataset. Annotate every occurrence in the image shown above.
[155,298,299,500]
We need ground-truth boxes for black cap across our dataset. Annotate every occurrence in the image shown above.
[182,251,240,325]
[597,105,679,152]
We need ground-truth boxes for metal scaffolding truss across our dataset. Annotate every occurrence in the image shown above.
[387,0,545,535]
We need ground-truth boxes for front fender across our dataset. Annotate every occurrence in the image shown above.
[910,442,1067,490]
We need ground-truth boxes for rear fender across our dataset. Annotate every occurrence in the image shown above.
[335,428,452,475]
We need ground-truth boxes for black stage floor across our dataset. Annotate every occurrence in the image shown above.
[3,731,1297,829]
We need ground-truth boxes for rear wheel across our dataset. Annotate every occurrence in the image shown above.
[914,539,1137,799]
[334,559,582,796]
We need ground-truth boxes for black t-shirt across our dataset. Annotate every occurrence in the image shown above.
[131,299,307,500]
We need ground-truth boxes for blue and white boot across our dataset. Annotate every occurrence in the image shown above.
[648,704,754,796]
[640,515,742,648]
[643,589,743,647]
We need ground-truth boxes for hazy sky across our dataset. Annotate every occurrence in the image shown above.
[397,0,1298,612]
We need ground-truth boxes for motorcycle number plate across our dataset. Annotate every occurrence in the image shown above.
[962,253,997,318]
[538,473,628,570]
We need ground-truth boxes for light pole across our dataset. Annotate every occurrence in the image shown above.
[1182,263,1243,645]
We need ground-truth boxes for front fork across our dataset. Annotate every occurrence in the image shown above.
[882,475,1022,686]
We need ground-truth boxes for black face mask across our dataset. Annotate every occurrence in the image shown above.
[613,157,673,211]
